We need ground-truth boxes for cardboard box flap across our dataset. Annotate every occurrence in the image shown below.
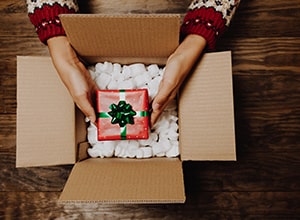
[59,158,185,203]
[16,56,76,167]
[60,14,180,65]
[179,51,236,161]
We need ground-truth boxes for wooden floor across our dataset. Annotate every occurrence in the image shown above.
[1,0,300,219]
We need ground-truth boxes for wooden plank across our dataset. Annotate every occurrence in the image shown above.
[1,0,300,37]
[227,0,300,38]
[0,152,72,192]
[183,152,300,192]
[1,150,299,192]
[0,75,16,114]
[0,114,15,150]
[0,192,299,219]
[219,38,300,73]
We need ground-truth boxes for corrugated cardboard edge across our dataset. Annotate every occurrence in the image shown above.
[60,14,180,65]
[59,158,185,203]
[16,56,76,167]
[179,51,236,161]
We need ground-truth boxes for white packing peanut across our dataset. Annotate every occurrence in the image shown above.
[138,132,158,146]
[121,65,132,80]
[107,79,119,90]
[117,141,130,158]
[127,141,139,158]
[153,117,170,134]
[134,73,151,88]
[101,141,115,158]
[140,147,153,158]
[87,148,101,158]
[155,139,172,156]
[147,64,160,78]
[114,143,122,157]
[148,78,162,101]
[169,125,179,135]
[167,129,179,141]
[136,149,144,159]
[95,61,113,74]
[113,63,122,74]
[111,71,123,82]
[87,122,98,145]
[166,144,179,158]
[95,62,104,73]
[156,152,166,157]
[102,62,113,73]
[121,79,135,89]
[129,63,146,77]
[96,72,111,90]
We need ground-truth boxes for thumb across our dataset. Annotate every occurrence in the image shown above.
[150,101,163,128]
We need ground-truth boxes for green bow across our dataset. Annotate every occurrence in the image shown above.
[108,101,137,127]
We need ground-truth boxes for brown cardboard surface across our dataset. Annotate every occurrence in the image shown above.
[60,14,180,65]
[16,56,76,167]
[179,51,236,161]
[59,158,185,203]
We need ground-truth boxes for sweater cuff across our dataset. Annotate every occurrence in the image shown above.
[28,3,76,44]
[180,7,227,51]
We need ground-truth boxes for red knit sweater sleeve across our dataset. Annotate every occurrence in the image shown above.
[26,0,79,44]
[181,0,240,50]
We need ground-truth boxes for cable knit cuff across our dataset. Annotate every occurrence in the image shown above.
[180,7,227,51]
[28,3,76,44]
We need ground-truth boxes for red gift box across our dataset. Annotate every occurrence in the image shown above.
[97,89,149,141]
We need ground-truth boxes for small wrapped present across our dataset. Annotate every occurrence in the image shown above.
[97,89,149,141]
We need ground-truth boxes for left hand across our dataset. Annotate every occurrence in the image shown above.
[150,34,207,127]
[47,36,98,123]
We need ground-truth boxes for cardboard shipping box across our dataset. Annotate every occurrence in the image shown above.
[16,14,236,203]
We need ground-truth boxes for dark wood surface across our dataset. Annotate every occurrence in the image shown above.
[1,0,300,219]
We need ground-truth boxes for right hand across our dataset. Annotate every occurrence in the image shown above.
[47,36,98,123]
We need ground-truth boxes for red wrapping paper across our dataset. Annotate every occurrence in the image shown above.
[97,89,149,141]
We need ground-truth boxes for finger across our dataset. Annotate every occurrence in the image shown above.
[150,84,177,127]
[75,94,96,123]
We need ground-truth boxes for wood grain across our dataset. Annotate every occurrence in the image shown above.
[0,0,300,219]
[0,192,299,219]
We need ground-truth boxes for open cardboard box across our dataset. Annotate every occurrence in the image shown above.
[16,14,236,203]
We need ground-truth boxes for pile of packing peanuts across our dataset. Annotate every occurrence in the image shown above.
[86,62,179,159]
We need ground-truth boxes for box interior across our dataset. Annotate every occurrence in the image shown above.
[59,14,180,65]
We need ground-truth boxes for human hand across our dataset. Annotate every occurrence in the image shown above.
[47,36,98,123]
[150,34,207,127]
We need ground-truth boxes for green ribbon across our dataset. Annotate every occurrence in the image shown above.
[97,90,149,139]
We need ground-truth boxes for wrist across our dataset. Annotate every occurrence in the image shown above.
[183,34,207,50]
[47,36,69,48]
[47,36,74,61]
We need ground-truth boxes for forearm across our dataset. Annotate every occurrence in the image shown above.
[26,0,79,44]
[181,0,241,50]
[166,35,207,85]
